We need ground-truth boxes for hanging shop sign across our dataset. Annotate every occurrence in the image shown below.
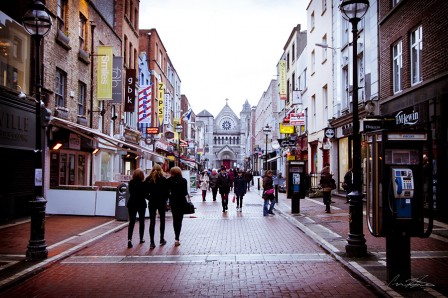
[124,69,136,112]
[324,128,335,139]
[97,46,113,99]
[279,60,287,100]
[158,82,164,125]
[279,123,294,134]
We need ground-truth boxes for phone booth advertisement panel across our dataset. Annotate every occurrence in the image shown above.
[366,130,433,238]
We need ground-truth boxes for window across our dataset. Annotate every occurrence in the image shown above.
[342,19,349,46]
[322,0,327,13]
[303,68,307,89]
[57,0,67,32]
[311,50,315,74]
[55,151,88,186]
[129,43,133,68]
[392,41,402,93]
[78,81,86,115]
[323,85,328,121]
[410,26,422,85]
[342,66,349,109]
[311,11,315,31]
[292,43,295,62]
[79,13,87,50]
[287,52,290,70]
[124,35,128,66]
[55,68,66,107]
[322,34,328,62]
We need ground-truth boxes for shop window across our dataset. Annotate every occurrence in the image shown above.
[56,151,88,186]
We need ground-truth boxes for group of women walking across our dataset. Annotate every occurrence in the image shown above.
[126,165,188,249]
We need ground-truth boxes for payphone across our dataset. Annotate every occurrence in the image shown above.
[366,130,432,237]
[365,130,433,283]
[286,160,306,213]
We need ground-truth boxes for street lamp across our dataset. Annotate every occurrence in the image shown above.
[339,0,369,258]
[22,0,53,260]
[175,123,183,167]
[263,124,271,172]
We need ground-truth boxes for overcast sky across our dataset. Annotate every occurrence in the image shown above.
[139,0,308,117]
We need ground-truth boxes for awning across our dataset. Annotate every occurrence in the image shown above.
[51,117,168,161]
[267,156,281,163]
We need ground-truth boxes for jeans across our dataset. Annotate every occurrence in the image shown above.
[221,193,229,210]
[263,198,275,216]
[202,190,207,200]
[172,210,184,241]
[246,181,251,191]
[323,191,331,211]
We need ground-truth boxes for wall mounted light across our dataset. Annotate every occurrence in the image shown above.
[52,143,62,150]
[92,148,99,154]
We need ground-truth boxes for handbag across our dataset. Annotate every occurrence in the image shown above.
[183,195,195,214]
[265,188,275,195]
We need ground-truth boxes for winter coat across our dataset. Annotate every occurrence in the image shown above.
[233,176,246,196]
[127,179,147,209]
[200,174,209,191]
[146,176,169,208]
[217,172,230,194]
[244,171,253,182]
[209,172,219,188]
[167,176,188,214]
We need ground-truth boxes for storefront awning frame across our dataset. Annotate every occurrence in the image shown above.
[51,117,168,161]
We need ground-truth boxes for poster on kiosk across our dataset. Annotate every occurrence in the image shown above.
[365,130,433,238]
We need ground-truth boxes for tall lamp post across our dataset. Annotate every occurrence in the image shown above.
[176,123,183,167]
[22,0,53,260]
[339,0,369,258]
[263,125,271,172]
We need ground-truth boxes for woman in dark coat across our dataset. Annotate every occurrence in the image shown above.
[262,170,275,216]
[233,170,246,211]
[320,163,333,213]
[167,166,188,246]
[217,166,231,212]
[126,168,147,248]
[145,164,169,249]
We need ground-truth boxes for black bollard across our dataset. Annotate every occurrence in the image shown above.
[275,184,278,203]
[291,191,300,214]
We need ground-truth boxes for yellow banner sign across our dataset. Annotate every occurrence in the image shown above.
[280,123,295,134]
[158,82,164,125]
[97,46,113,99]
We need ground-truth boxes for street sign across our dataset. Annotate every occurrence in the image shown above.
[146,127,159,134]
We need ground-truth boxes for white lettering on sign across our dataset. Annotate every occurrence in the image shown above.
[396,110,419,126]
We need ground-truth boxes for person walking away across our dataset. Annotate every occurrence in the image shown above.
[342,168,354,203]
[320,163,333,213]
[167,166,189,246]
[209,169,219,201]
[217,166,231,212]
[234,170,246,211]
[126,168,147,248]
[244,170,253,192]
[145,164,169,249]
[200,170,209,201]
[262,170,275,216]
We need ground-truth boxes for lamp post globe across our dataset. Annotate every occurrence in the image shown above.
[339,0,369,258]
[22,0,53,261]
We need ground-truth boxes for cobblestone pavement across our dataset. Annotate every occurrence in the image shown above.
[0,179,447,297]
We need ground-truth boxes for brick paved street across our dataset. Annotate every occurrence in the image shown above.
[0,188,380,297]
[1,181,447,297]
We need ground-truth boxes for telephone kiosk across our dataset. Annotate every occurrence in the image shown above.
[286,160,307,213]
[365,130,433,284]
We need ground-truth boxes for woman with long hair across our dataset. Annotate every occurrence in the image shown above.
[262,170,275,216]
[167,167,188,246]
[145,164,169,249]
[126,168,147,248]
